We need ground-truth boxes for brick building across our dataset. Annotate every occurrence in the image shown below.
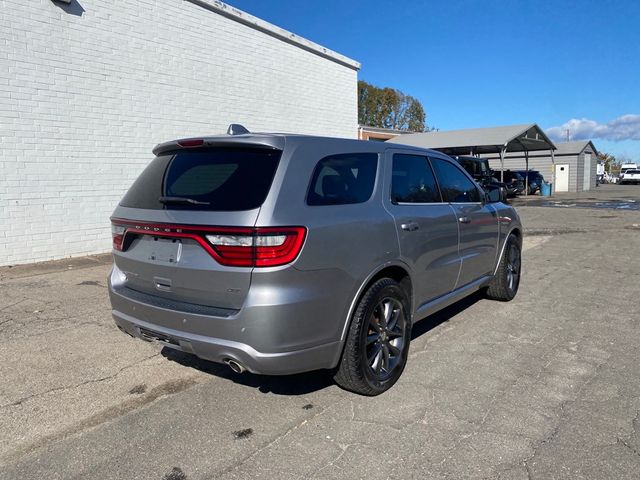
[1,0,360,265]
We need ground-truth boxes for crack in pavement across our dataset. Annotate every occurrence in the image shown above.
[616,437,640,458]
[308,442,365,478]
[402,335,612,480]
[0,352,161,410]
[1,377,199,466]
[615,410,640,458]
[0,298,29,312]
[520,352,612,479]
[209,403,331,480]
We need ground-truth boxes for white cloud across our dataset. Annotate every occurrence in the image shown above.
[546,114,640,142]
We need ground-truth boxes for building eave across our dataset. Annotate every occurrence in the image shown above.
[185,0,361,70]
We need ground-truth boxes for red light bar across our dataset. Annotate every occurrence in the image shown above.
[177,139,204,148]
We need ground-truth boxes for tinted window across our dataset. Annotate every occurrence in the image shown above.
[307,153,378,206]
[502,171,524,182]
[457,158,477,176]
[430,157,481,203]
[456,158,490,177]
[391,154,441,203]
[120,148,281,211]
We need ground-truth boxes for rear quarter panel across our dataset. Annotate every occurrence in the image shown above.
[255,139,400,345]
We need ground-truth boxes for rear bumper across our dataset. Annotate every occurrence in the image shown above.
[112,308,341,375]
[108,265,349,375]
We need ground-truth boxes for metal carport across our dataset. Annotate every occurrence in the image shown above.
[386,124,557,192]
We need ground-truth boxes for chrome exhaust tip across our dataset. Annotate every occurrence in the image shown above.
[225,359,246,374]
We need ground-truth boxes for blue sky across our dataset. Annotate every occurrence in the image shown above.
[229,0,640,160]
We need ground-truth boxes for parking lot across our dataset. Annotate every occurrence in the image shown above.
[1,185,639,479]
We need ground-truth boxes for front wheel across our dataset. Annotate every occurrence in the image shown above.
[485,233,522,301]
[334,278,411,396]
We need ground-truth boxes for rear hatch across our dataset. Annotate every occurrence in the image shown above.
[111,143,296,310]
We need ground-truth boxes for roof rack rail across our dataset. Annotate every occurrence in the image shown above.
[227,124,250,135]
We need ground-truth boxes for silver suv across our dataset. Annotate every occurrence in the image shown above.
[109,126,522,395]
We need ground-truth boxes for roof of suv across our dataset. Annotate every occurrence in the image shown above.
[152,133,446,157]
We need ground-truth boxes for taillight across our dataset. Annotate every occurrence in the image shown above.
[111,223,126,251]
[110,219,306,267]
[205,227,306,267]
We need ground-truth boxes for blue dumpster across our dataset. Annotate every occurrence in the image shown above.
[540,182,552,197]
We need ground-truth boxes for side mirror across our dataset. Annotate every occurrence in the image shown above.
[485,185,503,203]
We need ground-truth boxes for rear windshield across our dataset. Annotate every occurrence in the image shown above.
[120,148,281,211]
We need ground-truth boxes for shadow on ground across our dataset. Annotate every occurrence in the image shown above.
[411,290,483,340]
[162,291,484,395]
[161,348,335,396]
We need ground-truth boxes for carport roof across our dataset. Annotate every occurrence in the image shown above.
[386,123,556,155]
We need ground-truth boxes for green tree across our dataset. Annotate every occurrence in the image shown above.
[357,80,428,132]
[404,96,426,132]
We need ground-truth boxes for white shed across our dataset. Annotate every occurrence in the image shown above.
[484,141,599,192]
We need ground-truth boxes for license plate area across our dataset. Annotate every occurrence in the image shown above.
[148,237,180,263]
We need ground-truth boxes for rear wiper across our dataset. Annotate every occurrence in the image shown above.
[159,196,210,206]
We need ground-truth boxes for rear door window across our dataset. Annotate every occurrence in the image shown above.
[391,154,441,203]
[307,153,378,205]
[120,148,281,211]
[430,157,481,203]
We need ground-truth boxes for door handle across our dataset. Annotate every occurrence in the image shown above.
[401,221,419,231]
[458,216,471,224]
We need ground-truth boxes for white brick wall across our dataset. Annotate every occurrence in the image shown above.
[0,0,359,266]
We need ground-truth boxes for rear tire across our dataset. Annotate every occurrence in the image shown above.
[334,278,411,396]
[486,233,522,301]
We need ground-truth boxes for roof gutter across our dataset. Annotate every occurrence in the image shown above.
[184,0,361,71]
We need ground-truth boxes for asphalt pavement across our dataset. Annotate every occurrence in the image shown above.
[1,184,639,479]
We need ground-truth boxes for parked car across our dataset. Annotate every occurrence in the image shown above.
[514,170,545,195]
[620,162,638,176]
[619,169,640,185]
[452,156,492,184]
[108,125,523,396]
[495,170,526,196]
[453,156,507,200]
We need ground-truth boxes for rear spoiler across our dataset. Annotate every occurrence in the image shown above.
[152,135,285,156]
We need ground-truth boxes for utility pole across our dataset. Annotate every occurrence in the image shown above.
[565,129,570,142]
